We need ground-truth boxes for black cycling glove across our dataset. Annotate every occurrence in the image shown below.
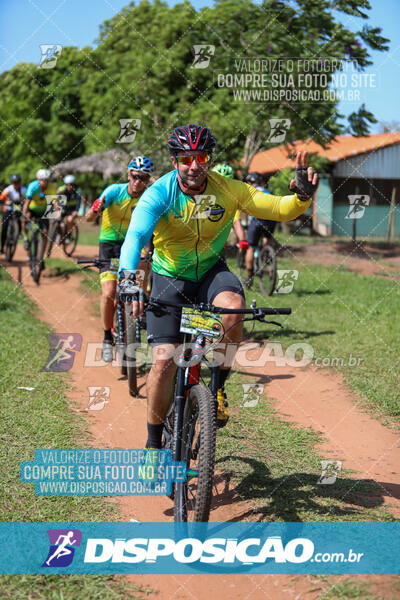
[118,270,143,302]
[290,167,318,201]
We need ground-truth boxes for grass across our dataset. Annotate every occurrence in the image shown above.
[0,267,152,598]
[76,220,100,246]
[216,371,395,522]
[316,577,400,599]
[227,256,400,421]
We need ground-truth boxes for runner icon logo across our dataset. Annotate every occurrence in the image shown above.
[42,529,82,567]
[39,45,63,69]
[116,119,142,144]
[191,45,215,69]
[267,118,291,143]
[43,195,67,220]
[86,386,110,411]
[276,270,299,294]
[317,460,342,485]
[345,195,370,219]
[241,383,264,407]
[42,333,82,372]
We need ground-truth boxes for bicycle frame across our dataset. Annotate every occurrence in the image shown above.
[172,332,220,464]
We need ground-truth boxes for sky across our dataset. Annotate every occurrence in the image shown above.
[0,0,398,132]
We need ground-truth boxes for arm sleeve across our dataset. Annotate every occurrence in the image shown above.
[100,185,116,209]
[233,209,241,222]
[237,181,311,221]
[25,181,36,199]
[119,185,170,275]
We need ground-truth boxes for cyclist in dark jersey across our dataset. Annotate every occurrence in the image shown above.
[244,171,276,288]
[56,175,81,239]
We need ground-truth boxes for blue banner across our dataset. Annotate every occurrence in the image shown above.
[20,449,186,496]
[0,522,398,574]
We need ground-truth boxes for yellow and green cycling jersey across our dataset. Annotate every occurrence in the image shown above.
[119,170,311,282]
[99,183,143,243]
[25,180,57,215]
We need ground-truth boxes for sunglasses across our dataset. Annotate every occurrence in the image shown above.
[129,172,150,182]
[176,154,211,166]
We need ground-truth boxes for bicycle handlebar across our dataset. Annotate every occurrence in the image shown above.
[146,297,291,316]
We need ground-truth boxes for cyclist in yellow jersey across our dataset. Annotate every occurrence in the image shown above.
[119,124,318,449]
[85,156,155,362]
[22,168,57,260]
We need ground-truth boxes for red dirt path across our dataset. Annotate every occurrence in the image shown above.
[2,242,399,599]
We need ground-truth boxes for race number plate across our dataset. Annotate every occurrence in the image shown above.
[180,308,222,338]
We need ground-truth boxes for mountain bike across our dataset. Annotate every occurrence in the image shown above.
[141,296,291,522]
[77,258,142,396]
[47,215,79,257]
[237,240,277,295]
[4,203,22,262]
[27,216,46,284]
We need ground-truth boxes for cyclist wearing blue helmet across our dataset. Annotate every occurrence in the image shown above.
[86,155,154,362]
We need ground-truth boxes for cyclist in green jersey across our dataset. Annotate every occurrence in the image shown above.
[22,168,57,259]
[85,156,155,362]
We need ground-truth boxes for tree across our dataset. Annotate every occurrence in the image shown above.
[0,0,390,185]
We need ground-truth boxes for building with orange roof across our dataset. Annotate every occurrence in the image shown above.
[249,133,400,237]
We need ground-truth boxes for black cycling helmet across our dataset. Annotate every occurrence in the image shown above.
[168,124,216,154]
[246,172,263,185]
[10,174,21,183]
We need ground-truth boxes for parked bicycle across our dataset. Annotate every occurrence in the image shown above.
[77,258,143,396]
[4,200,22,262]
[237,239,277,296]
[132,295,291,522]
[47,214,79,258]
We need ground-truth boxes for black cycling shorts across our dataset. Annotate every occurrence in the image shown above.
[98,241,123,280]
[29,212,49,231]
[147,259,245,345]
[247,218,277,247]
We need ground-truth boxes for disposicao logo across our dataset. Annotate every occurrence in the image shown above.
[83,536,314,564]
[42,529,82,567]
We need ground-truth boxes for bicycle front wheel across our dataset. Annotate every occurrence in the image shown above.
[63,223,79,257]
[174,384,216,522]
[257,245,277,296]
[125,303,138,397]
[29,231,44,284]
[5,217,18,262]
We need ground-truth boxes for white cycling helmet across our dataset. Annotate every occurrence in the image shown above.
[64,174,75,184]
[36,168,51,180]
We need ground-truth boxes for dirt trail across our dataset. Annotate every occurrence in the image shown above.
[2,243,399,599]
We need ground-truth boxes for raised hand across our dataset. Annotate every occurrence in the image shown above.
[289,151,319,200]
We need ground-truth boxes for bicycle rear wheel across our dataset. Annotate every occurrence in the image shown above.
[5,217,18,262]
[174,384,216,522]
[63,223,79,257]
[46,221,60,258]
[257,244,277,296]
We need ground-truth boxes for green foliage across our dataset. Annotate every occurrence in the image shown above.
[0,0,390,187]
[268,167,293,195]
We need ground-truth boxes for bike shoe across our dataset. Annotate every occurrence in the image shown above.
[23,240,30,251]
[216,388,229,428]
[101,339,114,363]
